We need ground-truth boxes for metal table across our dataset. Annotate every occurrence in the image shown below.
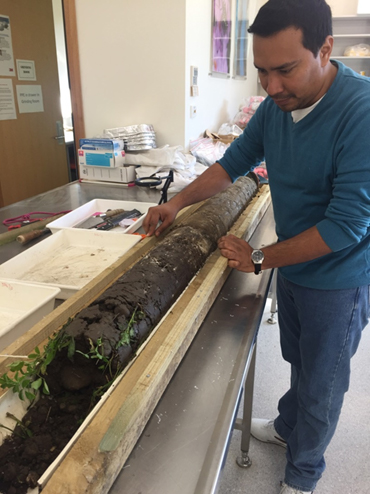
[0,181,161,263]
[0,181,277,494]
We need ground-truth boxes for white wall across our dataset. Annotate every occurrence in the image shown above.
[327,0,358,16]
[184,0,260,146]
[74,0,360,149]
[358,0,370,14]
[75,0,186,147]
[255,0,359,17]
[75,0,262,149]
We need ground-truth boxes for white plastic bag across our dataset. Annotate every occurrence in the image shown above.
[217,123,243,136]
[344,43,370,57]
[189,137,228,167]
[232,96,265,129]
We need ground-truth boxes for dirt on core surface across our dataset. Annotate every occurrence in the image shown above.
[0,176,258,494]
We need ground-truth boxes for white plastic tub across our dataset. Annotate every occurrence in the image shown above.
[0,280,60,352]
[0,229,141,299]
[47,199,157,234]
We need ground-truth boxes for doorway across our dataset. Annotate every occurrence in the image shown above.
[0,0,84,207]
[53,0,77,182]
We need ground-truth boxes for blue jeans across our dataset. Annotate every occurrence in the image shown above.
[274,272,369,492]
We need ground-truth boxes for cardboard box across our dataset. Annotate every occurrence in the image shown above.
[204,129,239,145]
[78,138,125,168]
[79,138,124,151]
[78,163,137,183]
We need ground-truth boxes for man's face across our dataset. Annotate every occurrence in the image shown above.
[253,27,330,111]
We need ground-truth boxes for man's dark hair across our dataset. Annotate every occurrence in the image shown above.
[248,0,332,57]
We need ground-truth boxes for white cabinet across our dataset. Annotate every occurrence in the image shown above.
[332,16,370,75]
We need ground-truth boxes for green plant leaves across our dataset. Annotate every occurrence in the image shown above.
[31,378,43,390]
[0,332,74,401]
[117,307,143,349]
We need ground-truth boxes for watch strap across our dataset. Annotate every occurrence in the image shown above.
[254,263,262,275]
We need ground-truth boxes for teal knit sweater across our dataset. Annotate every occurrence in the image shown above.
[219,61,370,289]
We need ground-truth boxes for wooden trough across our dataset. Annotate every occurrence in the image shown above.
[0,185,271,494]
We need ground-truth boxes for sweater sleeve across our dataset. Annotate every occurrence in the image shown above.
[218,102,266,182]
[316,91,370,252]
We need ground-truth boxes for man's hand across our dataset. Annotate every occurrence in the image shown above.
[218,226,333,273]
[143,163,232,237]
[143,202,179,237]
[218,234,255,272]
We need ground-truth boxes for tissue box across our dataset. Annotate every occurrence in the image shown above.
[79,163,136,183]
[78,138,125,168]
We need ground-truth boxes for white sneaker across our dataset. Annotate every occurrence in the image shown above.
[280,482,313,494]
[250,418,287,448]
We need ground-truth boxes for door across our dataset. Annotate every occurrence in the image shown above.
[0,0,69,207]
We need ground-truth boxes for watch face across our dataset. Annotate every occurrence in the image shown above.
[252,250,264,263]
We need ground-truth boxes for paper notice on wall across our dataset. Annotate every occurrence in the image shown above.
[0,78,16,120]
[16,85,44,113]
[0,15,16,77]
[16,60,36,81]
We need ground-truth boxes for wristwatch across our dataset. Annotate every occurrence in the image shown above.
[251,249,264,275]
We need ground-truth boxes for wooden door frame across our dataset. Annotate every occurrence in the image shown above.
[63,0,85,165]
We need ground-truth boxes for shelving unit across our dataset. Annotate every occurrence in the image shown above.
[332,15,370,75]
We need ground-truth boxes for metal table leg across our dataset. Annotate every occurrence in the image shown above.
[234,343,257,468]
[267,269,277,324]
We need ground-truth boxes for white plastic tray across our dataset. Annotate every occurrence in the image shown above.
[0,229,141,299]
[47,199,157,234]
[0,280,60,352]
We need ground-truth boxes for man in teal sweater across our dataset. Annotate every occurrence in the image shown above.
[143,0,370,492]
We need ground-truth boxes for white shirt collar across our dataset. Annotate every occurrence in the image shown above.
[291,95,325,123]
